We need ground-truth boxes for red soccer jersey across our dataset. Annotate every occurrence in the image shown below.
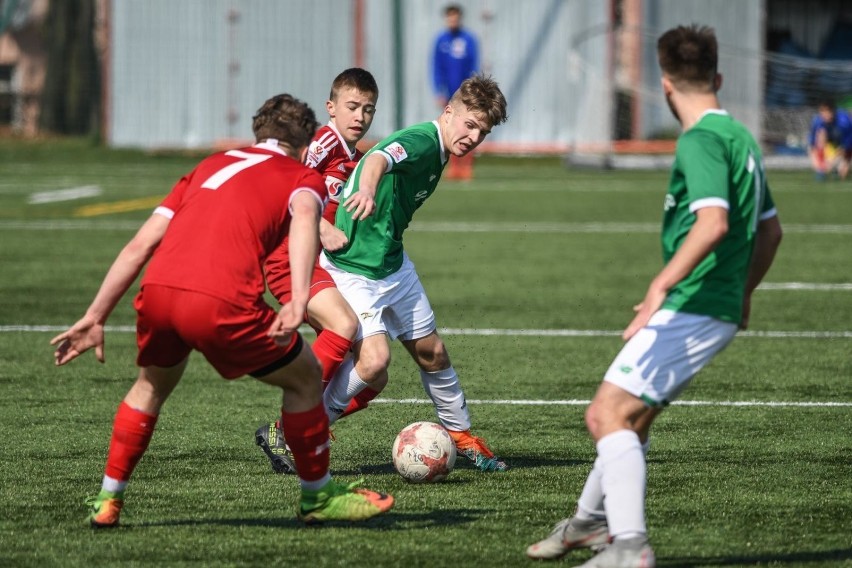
[306,122,364,223]
[142,142,325,307]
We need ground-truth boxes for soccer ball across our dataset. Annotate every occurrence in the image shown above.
[392,421,457,483]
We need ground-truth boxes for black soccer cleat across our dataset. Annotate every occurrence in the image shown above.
[255,421,297,474]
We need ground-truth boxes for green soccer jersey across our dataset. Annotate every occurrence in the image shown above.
[661,110,776,323]
[326,121,447,279]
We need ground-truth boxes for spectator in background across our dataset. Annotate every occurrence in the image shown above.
[808,99,852,181]
[431,4,480,180]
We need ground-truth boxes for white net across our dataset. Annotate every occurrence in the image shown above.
[566,23,852,168]
[764,52,852,153]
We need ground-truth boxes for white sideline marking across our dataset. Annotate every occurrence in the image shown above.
[410,222,852,235]
[439,328,852,339]
[373,398,852,408]
[7,325,851,339]
[0,220,142,231]
[2,219,852,235]
[28,186,102,204]
[757,282,852,291]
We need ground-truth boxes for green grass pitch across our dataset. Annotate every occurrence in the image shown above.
[0,138,850,567]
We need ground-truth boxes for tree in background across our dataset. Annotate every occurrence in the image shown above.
[39,0,99,136]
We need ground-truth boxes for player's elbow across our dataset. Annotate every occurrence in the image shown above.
[122,237,158,265]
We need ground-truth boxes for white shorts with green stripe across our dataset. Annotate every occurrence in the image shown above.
[603,309,738,407]
[318,251,436,342]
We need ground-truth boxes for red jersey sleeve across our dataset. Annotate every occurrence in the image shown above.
[155,173,192,218]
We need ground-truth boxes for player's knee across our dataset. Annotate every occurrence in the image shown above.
[335,310,359,340]
[584,403,601,438]
[413,337,450,371]
[585,401,620,440]
[356,347,391,382]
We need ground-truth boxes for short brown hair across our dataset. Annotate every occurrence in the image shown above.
[251,94,319,148]
[449,73,508,128]
[657,25,718,93]
[329,67,379,101]
[444,4,462,17]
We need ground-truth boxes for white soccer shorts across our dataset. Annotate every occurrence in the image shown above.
[318,252,436,342]
[603,309,738,406]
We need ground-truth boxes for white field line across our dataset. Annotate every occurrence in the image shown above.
[20,325,848,407]
[2,219,852,235]
[372,398,852,408]
[6,325,851,339]
[28,186,102,204]
[757,282,852,291]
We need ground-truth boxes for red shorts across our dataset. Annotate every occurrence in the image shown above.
[265,252,337,306]
[134,285,300,379]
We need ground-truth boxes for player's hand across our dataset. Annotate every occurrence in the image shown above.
[267,303,302,346]
[320,225,349,252]
[50,316,105,365]
[344,192,375,220]
[622,285,667,341]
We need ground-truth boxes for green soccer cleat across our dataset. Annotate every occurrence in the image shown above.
[298,479,394,524]
[85,490,124,529]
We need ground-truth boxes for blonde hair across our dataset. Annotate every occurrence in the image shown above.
[449,74,508,128]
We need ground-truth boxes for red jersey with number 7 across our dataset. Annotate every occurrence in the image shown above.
[142,141,325,307]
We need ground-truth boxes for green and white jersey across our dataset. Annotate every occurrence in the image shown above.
[661,110,777,323]
[326,121,447,279]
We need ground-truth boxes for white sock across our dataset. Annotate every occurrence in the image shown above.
[101,475,128,495]
[300,472,332,492]
[419,366,471,432]
[576,437,650,520]
[597,429,647,538]
[322,358,368,425]
[576,458,605,519]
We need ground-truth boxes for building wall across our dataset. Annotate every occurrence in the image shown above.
[107,0,762,151]
[641,0,764,140]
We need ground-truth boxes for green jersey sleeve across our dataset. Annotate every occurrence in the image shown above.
[373,128,440,178]
[678,130,730,205]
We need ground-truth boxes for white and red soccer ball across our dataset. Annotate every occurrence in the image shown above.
[392,421,457,483]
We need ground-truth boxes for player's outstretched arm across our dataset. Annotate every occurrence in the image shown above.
[51,214,171,365]
[343,153,387,220]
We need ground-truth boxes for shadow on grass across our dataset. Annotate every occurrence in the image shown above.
[133,507,483,531]
[335,455,590,476]
[481,455,589,469]
[659,548,852,567]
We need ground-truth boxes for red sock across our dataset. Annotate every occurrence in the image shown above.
[280,403,330,482]
[103,401,158,482]
[312,329,353,384]
[340,386,381,418]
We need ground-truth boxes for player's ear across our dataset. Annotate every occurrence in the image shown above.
[714,73,723,93]
[442,102,454,124]
[299,146,309,164]
[660,76,673,96]
[326,99,335,117]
